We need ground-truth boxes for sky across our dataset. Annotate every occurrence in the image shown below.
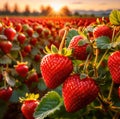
[0,0,120,12]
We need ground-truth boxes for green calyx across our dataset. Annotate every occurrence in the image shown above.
[44,44,72,57]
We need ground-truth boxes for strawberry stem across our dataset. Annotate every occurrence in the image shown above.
[59,28,68,51]
[83,53,91,73]
[93,48,99,77]
[107,81,114,101]
[6,54,17,63]
[19,51,23,62]
[96,49,109,70]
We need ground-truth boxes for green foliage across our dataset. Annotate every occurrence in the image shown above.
[109,9,120,26]
[96,36,111,49]
[34,91,63,119]
[10,84,29,103]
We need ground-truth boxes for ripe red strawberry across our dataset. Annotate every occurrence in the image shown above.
[40,54,73,89]
[68,35,89,60]
[34,54,41,62]
[20,93,39,119]
[108,51,120,84]
[62,74,99,112]
[26,27,34,37]
[15,23,22,32]
[30,38,37,46]
[25,69,39,85]
[4,27,16,41]
[24,45,32,53]
[17,33,26,44]
[93,25,113,39]
[15,62,28,78]
[0,87,13,101]
[0,41,12,54]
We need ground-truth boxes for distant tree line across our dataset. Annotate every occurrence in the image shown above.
[0,2,73,16]
[0,2,96,17]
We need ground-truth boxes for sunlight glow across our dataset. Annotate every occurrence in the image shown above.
[51,3,62,12]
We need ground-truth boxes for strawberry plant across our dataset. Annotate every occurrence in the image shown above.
[33,9,120,119]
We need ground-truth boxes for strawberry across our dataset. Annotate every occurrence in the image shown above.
[34,54,41,62]
[15,62,28,78]
[24,45,32,53]
[30,38,38,46]
[25,69,39,85]
[15,23,22,32]
[40,53,73,89]
[0,87,13,101]
[93,25,113,40]
[20,93,39,119]
[68,35,89,60]
[62,74,99,112]
[108,51,120,84]
[17,33,26,44]
[4,27,16,41]
[26,27,34,37]
[0,40,12,54]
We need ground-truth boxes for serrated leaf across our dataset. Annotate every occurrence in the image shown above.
[66,29,79,47]
[96,36,111,49]
[0,55,12,64]
[34,91,63,119]
[109,9,120,25]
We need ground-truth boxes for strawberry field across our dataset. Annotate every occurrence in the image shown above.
[0,9,120,119]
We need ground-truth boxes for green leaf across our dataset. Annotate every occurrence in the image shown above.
[10,84,29,103]
[51,45,58,54]
[34,91,63,119]
[109,9,120,25]
[37,79,47,91]
[66,29,79,47]
[31,47,40,55]
[96,36,111,49]
[0,55,12,64]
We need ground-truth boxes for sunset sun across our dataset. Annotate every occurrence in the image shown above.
[51,3,62,12]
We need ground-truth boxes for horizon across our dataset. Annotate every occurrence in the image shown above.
[0,0,120,13]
